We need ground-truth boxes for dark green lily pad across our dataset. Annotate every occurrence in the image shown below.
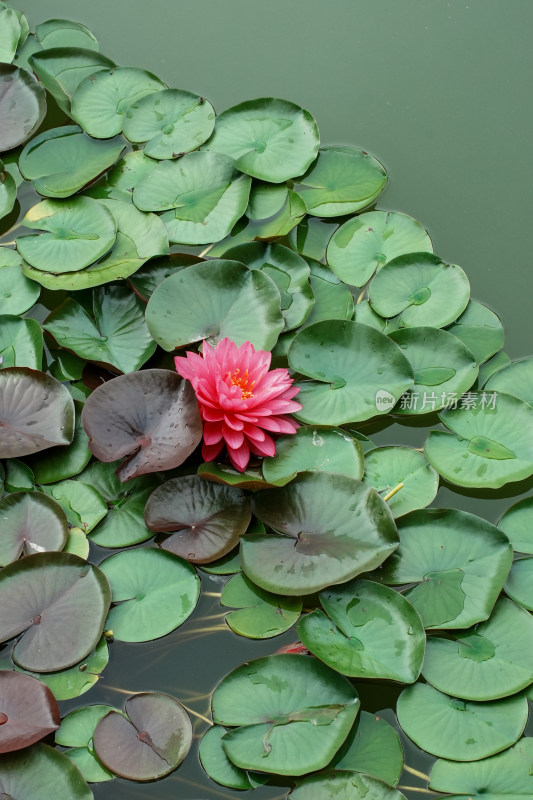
[0,743,93,800]
[0,551,111,672]
[0,491,68,566]
[425,392,533,488]
[369,253,470,328]
[331,711,404,786]
[3,458,33,492]
[44,285,156,373]
[41,479,107,533]
[56,705,116,784]
[204,97,319,182]
[17,197,117,274]
[446,300,504,364]
[197,461,277,491]
[129,253,201,301]
[25,400,91,484]
[298,579,425,682]
[71,67,166,138]
[504,557,533,611]
[0,671,60,754]
[244,472,398,595]
[93,692,191,781]
[293,146,387,216]
[145,475,251,564]
[199,725,268,790]
[0,367,75,458]
[363,446,439,518]
[397,683,528,761]
[81,369,202,482]
[199,547,242,575]
[0,64,46,153]
[498,497,533,554]
[212,654,359,775]
[0,258,40,315]
[146,259,283,350]
[287,320,413,424]
[221,572,302,638]
[99,548,200,642]
[374,508,513,629]
[0,162,16,221]
[290,771,406,800]
[29,47,115,114]
[0,315,42,369]
[35,19,98,51]
[485,357,533,406]
[327,211,433,287]
[245,180,288,219]
[422,598,533,701]
[123,88,215,158]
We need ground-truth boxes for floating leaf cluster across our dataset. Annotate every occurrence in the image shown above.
[0,4,532,800]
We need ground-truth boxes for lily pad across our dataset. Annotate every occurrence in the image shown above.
[44,285,156,373]
[146,259,283,351]
[93,692,191,781]
[197,461,276,491]
[389,327,478,415]
[29,47,115,114]
[0,315,42,369]
[41,479,107,533]
[446,300,504,364]
[71,67,166,138]
[99,548,200,642]
[262,425,364,485]
[289,216,340,261]
[0,64,46,153]
[245,181,288,219]
[244,472,398,595]
[0,261,40,315]
[302,259,355,327]
[374,508,513,629]
[369,253,470,328]
[129,253,201,301]
[0,4,20,63]
[16,638,109,701]
[3,459,33,492]
[397,683,528,761]
[55,705,116,784]
[327,211,433,287]
[425,392,533,488]
[298,579,425,682]
[212,654,359,775]
[0,163,16,221]
[363,446,439,518]
[331,711,404,787]
[204,97,319,182]
[221,572,302,638]
[0,743,93,800]
[0,551,111,672]
[16,197,117,274]
[64,528,90,560]
[422,598,533,701]
[0,671,60,753]
[25,401,91,484]
[0,367,75,458]
[504,557,533,611]
[290,771,406,800]
[35,19,99,51]
[81,369,202,482]
[485,357,533,406]
[123,88,215,158]
[199,725,268,790]
[498,497,533,554]
[478,350,511,386]
[287,320,413,425]
[145,475,251,563]
[0,491,68,566]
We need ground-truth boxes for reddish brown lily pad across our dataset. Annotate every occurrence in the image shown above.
[0,672,60,754]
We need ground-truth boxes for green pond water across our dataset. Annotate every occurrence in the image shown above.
[8,0,533,797]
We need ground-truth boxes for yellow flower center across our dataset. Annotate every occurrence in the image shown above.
[227,368,255,399]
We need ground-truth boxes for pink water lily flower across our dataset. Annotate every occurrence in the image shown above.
[174,338,302,472]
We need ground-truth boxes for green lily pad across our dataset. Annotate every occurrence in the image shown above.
[29,47,115,114]
[293,146,387,216]
[41,478,107,533]
[197,461,277,491]
[298,579,425,682]
[0,670,60,754]
[35,19,98,51]
[199,547,242,575]
[498,497,533,554]
[302,259,355,327]
[287,320,413,424]
[17,197,117,274]
[363,446,439,518]
[478,350,511,386]
[262,425,364,485]
[56,705,115,784]
[245,181,288,219]
[0,491,68,566]
[71,67,166,138]
[146,259,283,350]
[19,126,124,199]
[145,475,251,564]
[212,654,359,775]
[99,548,200,642]
[485,357,533,407]
[289,216,340,261]
[425,392,533,488]
[327,211,433,287]
[204,97,319,182]
[422,598,533,701]
[244,472,398,595]
[123,88,215,158]
[64,527,90,560]
[504,557,533,611]
[25,401,91,484]
[369,253,470,328]
[199,725,268,790]
[389,327,478,415]
[290,771,406,800]
[397,683,528,761]
[374,508,513,629]
[0,367,75,458]
[0,259,40,315]
[13,33,42,72]
[221,572,302,638]
[0,552,111,672]
[44,285,156,373]
[98,150,158,200]
[0,743,93,800]
[446,300,504,364]
[129,253,201,301]
[3,459,33,492]
[331,711,404,787]
[221,242,314,331]
[0,315,42,369]
[0,3,20,63]
[0,64,46,153]
[353,299,393,333]
[429,737,533,798]
[0,163,16,221]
